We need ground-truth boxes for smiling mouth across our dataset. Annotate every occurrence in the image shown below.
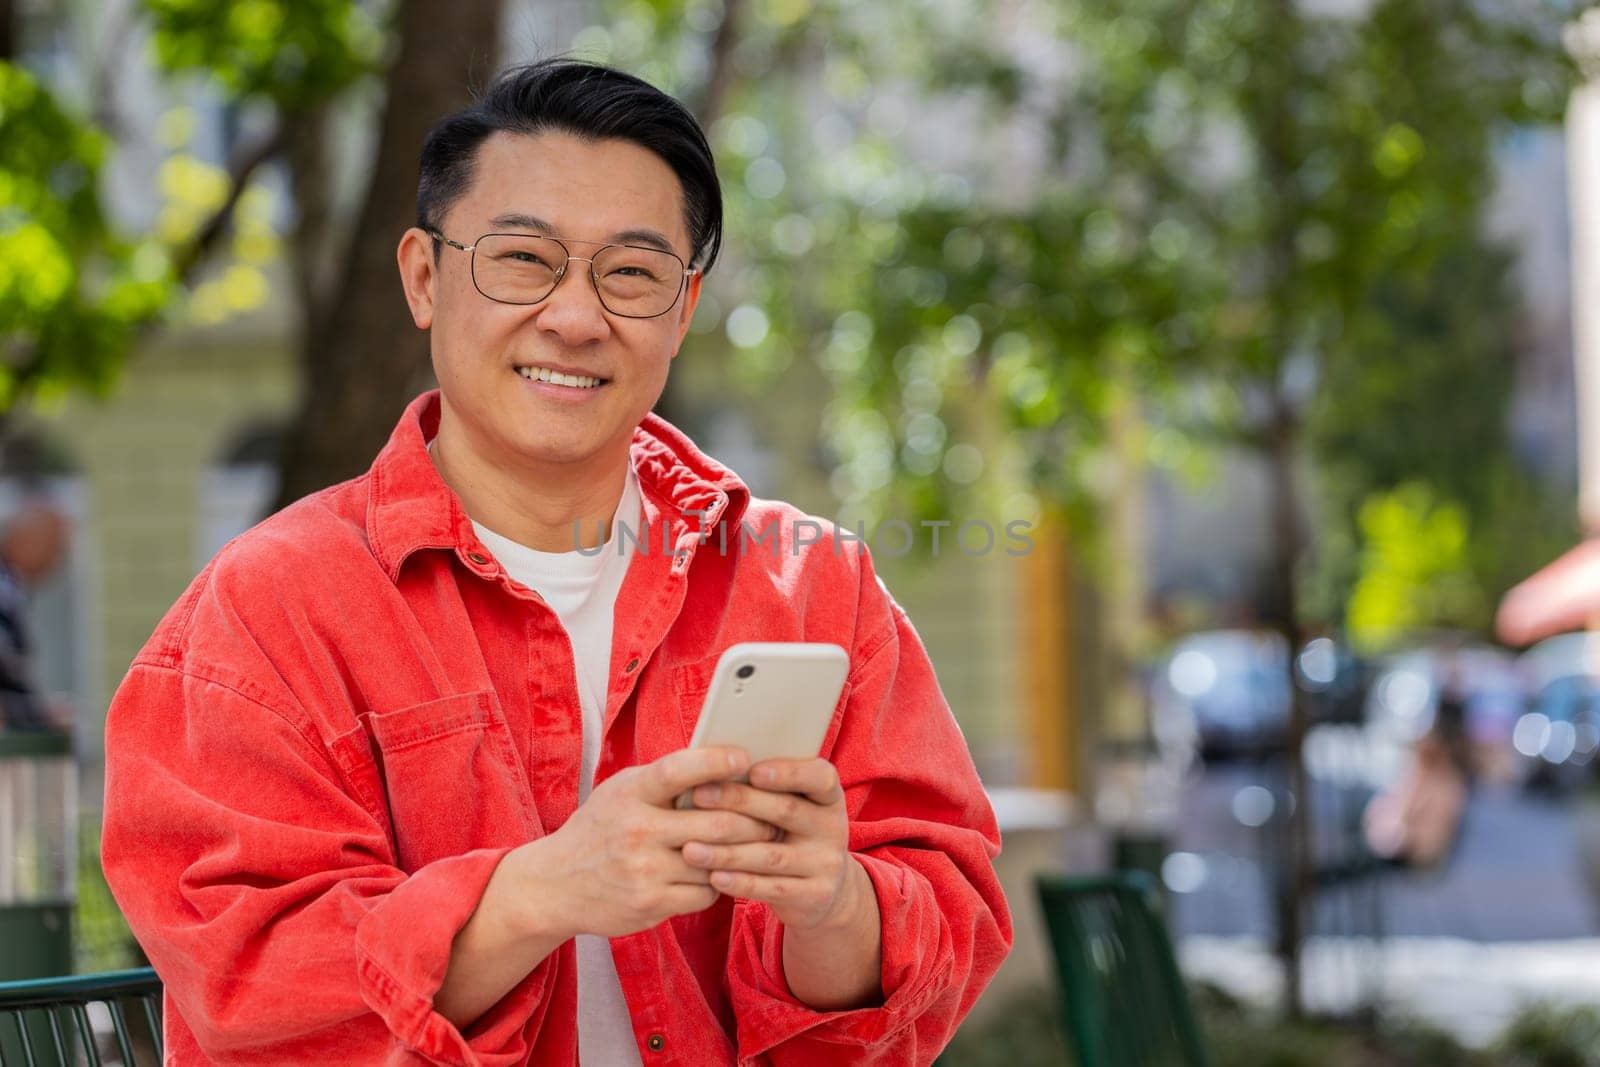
[516,365,609,389]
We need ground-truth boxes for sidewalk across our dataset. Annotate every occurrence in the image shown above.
[1182,935,1600,1046]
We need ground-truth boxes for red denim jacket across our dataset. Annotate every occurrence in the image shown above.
[101,391,1011,1065]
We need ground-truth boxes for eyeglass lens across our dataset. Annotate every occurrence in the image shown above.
[469,234,684,317]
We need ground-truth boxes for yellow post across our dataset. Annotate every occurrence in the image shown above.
[1021,512,1075,791]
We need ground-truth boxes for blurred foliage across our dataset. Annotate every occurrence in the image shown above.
[138,0,394,332]
[0,0,1590,624]
[934,987,1070,1065]
[939,984,1600,1066]
[1305,193,1582,645]
[1493,1002,1600,1067]
[1301,223,1581,642]
[0,62,173,409]
[74,814,139,974]
[1312,235,1521,523]
[0,0,400,416]
[1344,482,1483,652]
[582,0,1585,628]
[143,0,386,109]
[936,983,1490,1066]
[0,0,371,414]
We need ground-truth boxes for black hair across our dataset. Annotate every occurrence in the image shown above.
[416,59,722,272]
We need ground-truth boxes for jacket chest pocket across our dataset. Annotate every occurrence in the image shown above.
[340,691,542,872]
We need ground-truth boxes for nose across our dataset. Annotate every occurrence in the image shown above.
[531,257,611,347]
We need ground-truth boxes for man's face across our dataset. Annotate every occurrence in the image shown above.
[398,130,701,472]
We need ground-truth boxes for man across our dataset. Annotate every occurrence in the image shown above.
[103,60,1010,1065]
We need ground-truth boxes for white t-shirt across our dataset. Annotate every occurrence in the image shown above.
[470,467,644,1067]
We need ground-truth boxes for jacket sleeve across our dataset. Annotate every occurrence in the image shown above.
[724,548,1014,1064]
[101,660,554,1066]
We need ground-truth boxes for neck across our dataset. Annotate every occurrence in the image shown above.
[431,425,632,553]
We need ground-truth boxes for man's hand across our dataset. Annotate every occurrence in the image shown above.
[528,745,781,940]
[681,757,883,1010]
[679,757,861,930]
[438,745,775,1027]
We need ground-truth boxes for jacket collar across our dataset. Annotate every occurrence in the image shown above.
[366,390,751,582]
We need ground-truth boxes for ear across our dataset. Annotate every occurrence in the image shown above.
[670,270,703,358]
[397,227,439,330]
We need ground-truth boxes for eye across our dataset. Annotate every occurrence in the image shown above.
[606,261,668,282]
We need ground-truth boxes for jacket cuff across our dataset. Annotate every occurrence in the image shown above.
[728,851,955,1059]
[355,847,551,1065]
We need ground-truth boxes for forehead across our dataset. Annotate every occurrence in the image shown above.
[452,130,691,255]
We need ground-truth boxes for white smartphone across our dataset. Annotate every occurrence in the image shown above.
[676,642,850,809]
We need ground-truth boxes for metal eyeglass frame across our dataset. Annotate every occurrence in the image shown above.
[428,230,696,319]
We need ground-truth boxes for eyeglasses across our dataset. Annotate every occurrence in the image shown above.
[429,230,695,319]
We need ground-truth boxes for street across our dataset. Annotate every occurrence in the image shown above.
[1171,763,1595,941]
[1167,762,1600,1041]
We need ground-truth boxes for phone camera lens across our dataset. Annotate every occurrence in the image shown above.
[736,664,755,679]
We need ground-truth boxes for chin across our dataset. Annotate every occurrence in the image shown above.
[506,432,602,466]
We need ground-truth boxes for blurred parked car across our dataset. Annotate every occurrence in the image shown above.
[1150,630,1369,763]
[1513,633,1600,793]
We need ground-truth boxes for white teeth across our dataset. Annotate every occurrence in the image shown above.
[518,366,604,388]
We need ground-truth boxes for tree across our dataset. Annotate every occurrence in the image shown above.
[855,0,1580,1012]
[1307,230,1582,647]
[0,0,501,503]
[2,0,788,506]
[0,33,172,418]
[145,0,768,505]
[137,0,505,508]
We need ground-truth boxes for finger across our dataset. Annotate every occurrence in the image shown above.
[663,857,717,886]
[661,808,781,848]
[748,758,844,806]
[682,840,803,876]
[705,869,810,906]
[658,882,722,915]
[643,845,721,887]
[690,780,826,835]
[640,745,750,805]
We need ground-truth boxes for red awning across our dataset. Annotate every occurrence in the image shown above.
[1496,538,1600,646]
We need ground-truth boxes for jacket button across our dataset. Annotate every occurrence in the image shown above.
[467,552,489,565]
[646,1033,665,1052]
[625,657,640,673]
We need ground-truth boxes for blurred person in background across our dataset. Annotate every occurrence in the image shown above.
[1314,680,1472,890]
[1363,685,1472,869]
[0,499,71,734]
[100,59,1009,1065]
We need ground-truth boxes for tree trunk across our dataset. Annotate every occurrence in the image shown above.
[1254,0,1310,1018]
[1265,401,1309,1018]
[654,0,747,436]
[0,0,14,63]
[285,103,334,340]
[271,0,503,510]
[690,0,746,125]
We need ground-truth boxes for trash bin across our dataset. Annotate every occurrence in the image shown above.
[0,731,76,980]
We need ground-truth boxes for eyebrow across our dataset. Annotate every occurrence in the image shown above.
[487,213,681,256]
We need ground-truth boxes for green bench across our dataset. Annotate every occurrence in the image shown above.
[1035,871,1209,1067]
[0,967,162,1066]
